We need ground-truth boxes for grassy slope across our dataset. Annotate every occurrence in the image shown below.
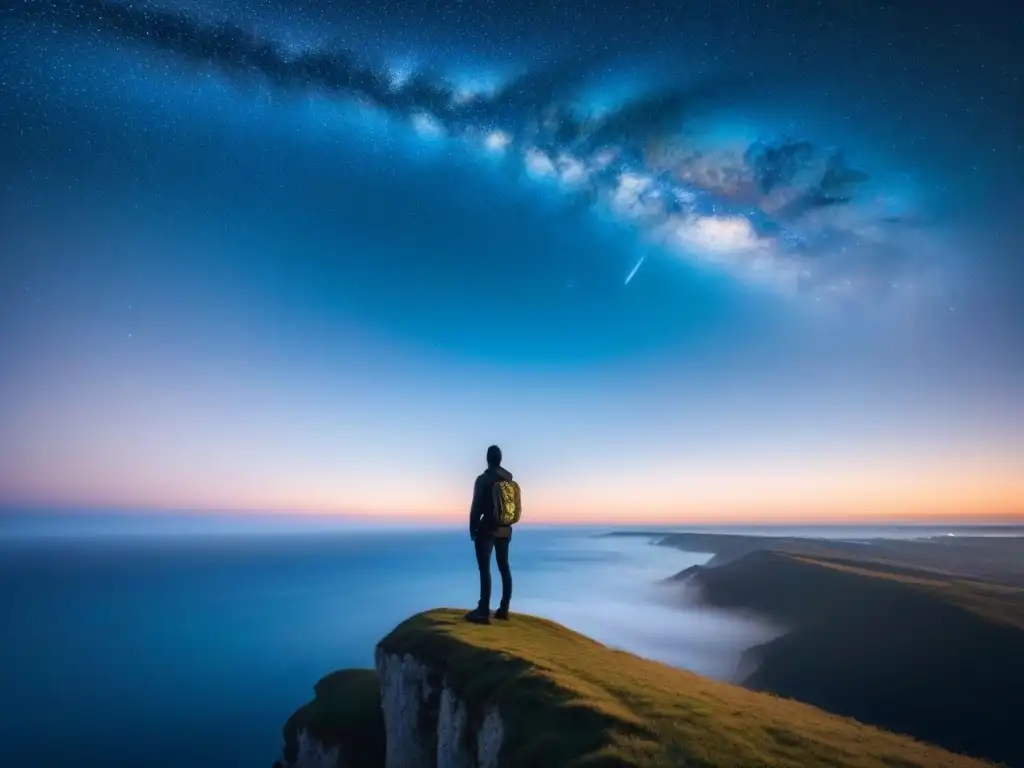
[280,669,384,768]
[377,608,993,768]
[685,551,1024,766]
[652,532,1024,587]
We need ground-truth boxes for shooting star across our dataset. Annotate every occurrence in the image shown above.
[624,255,646,286]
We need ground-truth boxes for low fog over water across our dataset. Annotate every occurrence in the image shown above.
[507,533,782,680]
[0,515,999,767]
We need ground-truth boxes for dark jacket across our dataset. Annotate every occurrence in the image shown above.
[469,466,514,539]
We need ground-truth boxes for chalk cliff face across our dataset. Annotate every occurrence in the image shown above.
[275,651,503,768]
[375,648,503,768]
[277,729,342,768]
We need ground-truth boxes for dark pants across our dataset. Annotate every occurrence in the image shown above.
[474,535,512,611]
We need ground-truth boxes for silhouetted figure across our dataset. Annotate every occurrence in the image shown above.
[464,445,521,625]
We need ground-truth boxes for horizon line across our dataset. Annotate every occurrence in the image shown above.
[2,502,1023,528]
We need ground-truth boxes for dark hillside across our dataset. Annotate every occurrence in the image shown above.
[683,551,1024,766]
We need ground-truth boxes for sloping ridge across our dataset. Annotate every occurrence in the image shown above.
[684,550,1024,766]
[276,608,994,768]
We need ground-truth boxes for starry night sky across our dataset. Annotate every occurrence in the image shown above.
[2,0,1022,521]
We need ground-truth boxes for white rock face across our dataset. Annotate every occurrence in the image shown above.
[281,727,343,768]
[436,686,472,768]
[476,708,504,768]
[376,649,437,768]
[375,649,506,768]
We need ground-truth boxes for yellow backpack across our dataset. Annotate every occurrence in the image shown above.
[491,479,522,526]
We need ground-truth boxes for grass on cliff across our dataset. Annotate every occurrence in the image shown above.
[280,668,384,768]
[684,550,1024,766]
[379,608,995,768]
[686,548,1024,631]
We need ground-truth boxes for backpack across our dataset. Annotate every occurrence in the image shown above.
[491,477,522,526]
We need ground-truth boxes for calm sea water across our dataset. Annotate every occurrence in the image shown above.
[0,517,1010,767]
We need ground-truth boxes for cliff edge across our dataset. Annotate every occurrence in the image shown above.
[275,608,994,768]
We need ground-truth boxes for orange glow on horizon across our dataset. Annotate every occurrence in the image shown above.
[4,447,1022,526]
[5,488,1022,527]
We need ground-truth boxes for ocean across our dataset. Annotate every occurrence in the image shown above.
[0,517,1006,767]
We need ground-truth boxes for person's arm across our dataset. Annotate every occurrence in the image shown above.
[469,476,482,540]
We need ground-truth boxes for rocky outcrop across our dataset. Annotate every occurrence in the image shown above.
[375,648,503,768]
[274,669,385,768]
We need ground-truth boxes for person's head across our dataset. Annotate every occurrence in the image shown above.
[486,445,502,468]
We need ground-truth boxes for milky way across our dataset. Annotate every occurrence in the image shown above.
[10,0,945,302]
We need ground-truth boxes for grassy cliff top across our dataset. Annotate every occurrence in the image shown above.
[378,608,993,768]
[685,549,1024,630]
[648,531,1024,587]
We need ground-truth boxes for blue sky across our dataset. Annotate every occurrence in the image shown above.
[1,0,1022,522]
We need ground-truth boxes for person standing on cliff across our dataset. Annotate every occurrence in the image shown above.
[464,444,521,625]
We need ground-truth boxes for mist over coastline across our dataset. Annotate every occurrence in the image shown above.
[0,520,773,766]
[3,512,1022,766]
